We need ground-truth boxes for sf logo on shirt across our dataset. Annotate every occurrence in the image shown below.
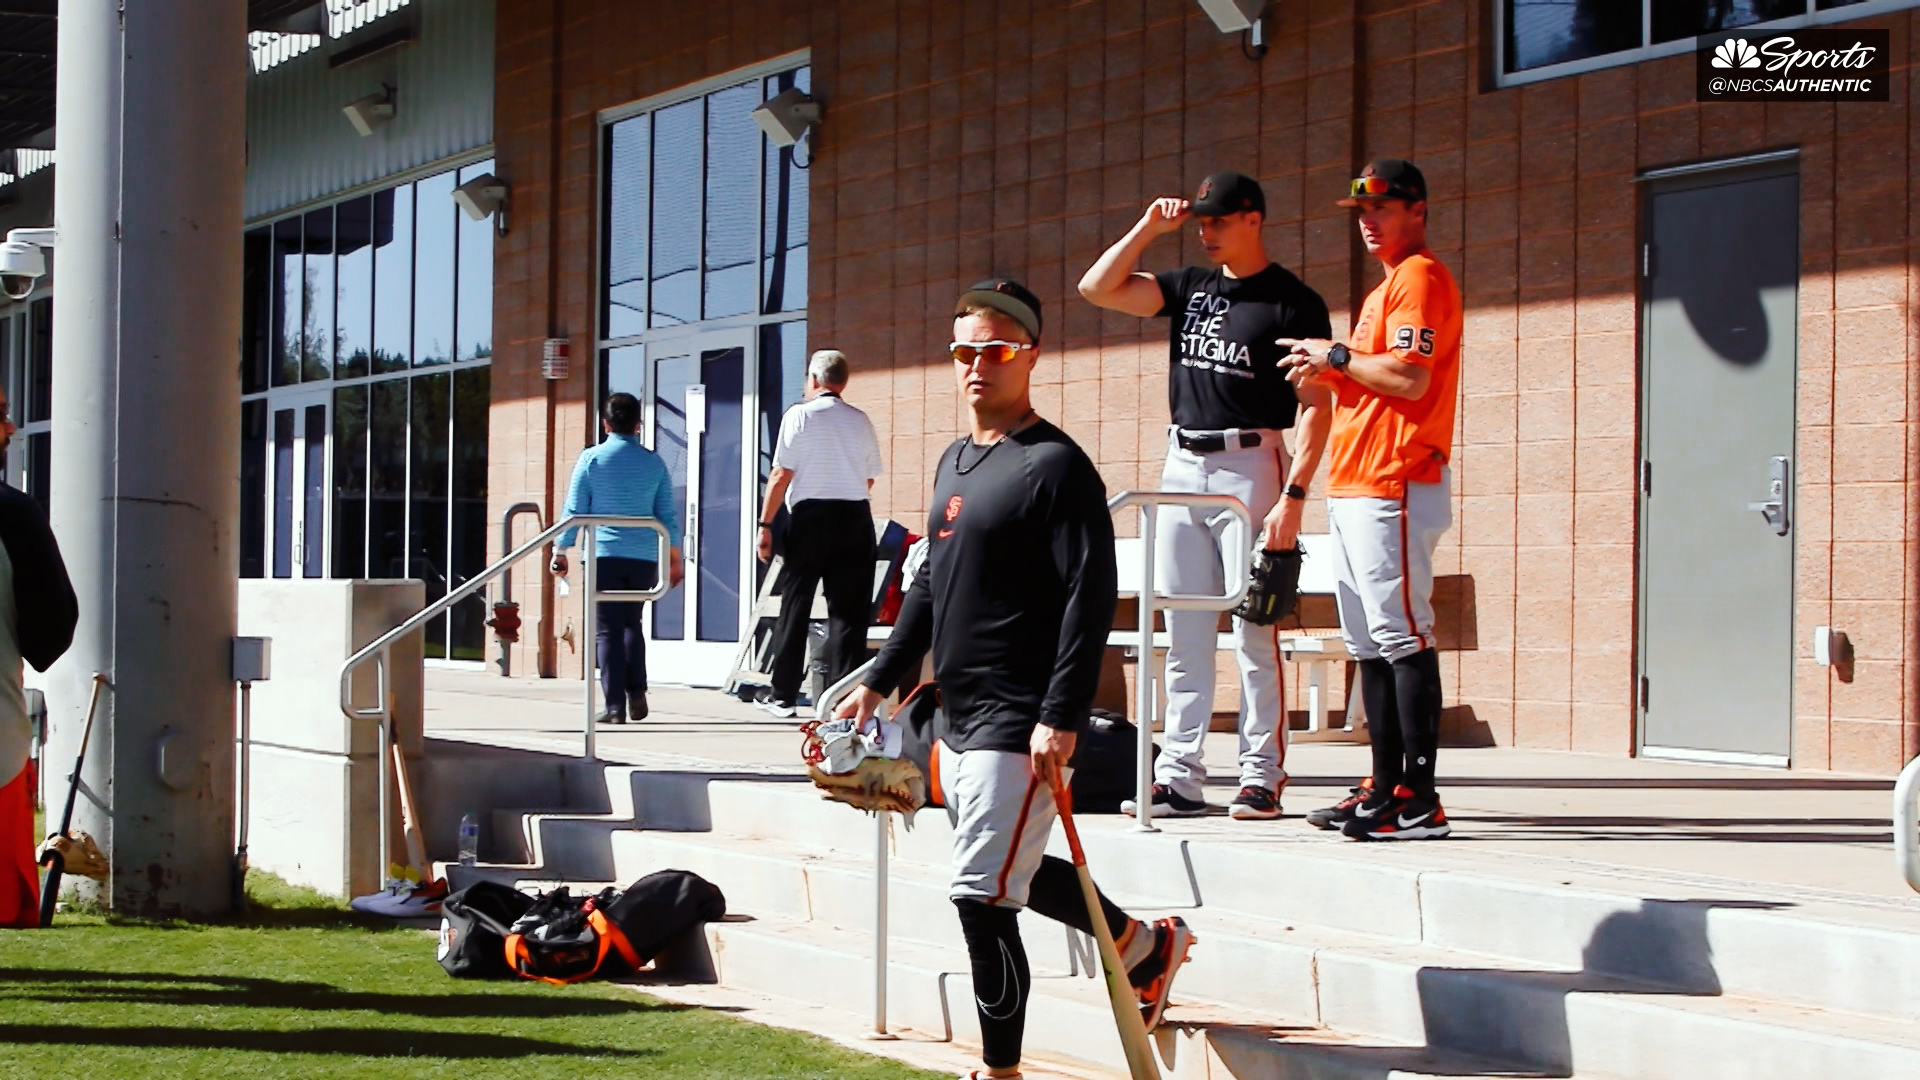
[937,495,962,539]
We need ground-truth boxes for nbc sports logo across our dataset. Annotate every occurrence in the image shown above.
[1711,38,1761,68]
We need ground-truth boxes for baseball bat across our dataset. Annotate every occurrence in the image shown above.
[391,739,431,882]
[39,674,110,927]
[1048,777,1162,1080]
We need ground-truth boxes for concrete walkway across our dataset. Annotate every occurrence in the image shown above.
[425,668,1916,911]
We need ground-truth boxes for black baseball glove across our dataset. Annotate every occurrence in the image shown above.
[1233,543,1304,626]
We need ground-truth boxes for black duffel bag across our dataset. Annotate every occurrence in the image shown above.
[437,880,534,979]
[1071,711,1160,813]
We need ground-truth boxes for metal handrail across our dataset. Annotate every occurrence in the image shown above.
[1897,754,1920,893]
[1107,490,1255,833]
[813,661,895,1038]
[338,512,671,882]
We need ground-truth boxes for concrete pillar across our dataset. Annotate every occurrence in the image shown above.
[43,0,247,916]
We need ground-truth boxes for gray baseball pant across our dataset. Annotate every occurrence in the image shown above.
[1324,469,1453,662]
[1153,430,1289,800]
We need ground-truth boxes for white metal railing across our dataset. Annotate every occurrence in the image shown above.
[1108,490,1255,833]
[812,661,892,1037]
[1897,754,1920,893]
[338,512,670,881]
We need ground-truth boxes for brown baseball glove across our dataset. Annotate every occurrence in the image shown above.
[805,757,927,815]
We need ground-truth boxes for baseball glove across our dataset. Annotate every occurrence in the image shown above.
[1233,543,1304,626]
[801,717,927,814]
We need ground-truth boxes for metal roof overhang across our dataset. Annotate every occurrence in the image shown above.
[0,0,328,149]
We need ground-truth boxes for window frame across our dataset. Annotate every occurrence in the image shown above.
[1494,0,1918,87]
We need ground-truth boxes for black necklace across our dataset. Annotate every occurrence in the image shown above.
[954,409,1037,475]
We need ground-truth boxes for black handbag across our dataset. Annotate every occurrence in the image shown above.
[601,870,727,962]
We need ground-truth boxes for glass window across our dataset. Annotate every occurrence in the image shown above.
[336,196,375,379]
[762,68,810,315]
[372,185,412,373]
[409,371,451,657]
[368,379,409,578]
[332,385,367,579]
[272,407,295,578]
[1653,0,1808,43]
[414,171,457,367]
[650,98,704,328]
[650,353,696,641]
[448,366,490,660]
[240,399,267,578]
[604,117,650,338]
[302,208,335,382]
[303,403,327,575]
[1506,0,1642,73]
[272,217,303,386]
[696,345,743,642]
[26,431,47,516]
[704,83,761,320]
[26,297,50,424]
[242,228,272,393]
[756,320,807,486]
[1818,0,1870,8]
[456,160,495,362]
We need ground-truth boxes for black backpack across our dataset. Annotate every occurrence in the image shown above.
[1070,711,1159,813]
[437,880,534,979]
[602,870,728,962]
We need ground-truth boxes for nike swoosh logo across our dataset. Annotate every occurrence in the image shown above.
[1396,812,1427,828]
[936,529,954,538]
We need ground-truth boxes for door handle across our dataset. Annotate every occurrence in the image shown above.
[1746,455,1790,536]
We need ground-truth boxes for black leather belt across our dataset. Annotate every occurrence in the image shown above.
[1176,429,1264,454]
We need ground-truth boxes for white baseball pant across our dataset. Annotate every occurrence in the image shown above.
[1324,469,1453,662]
[1152,430,1289,800]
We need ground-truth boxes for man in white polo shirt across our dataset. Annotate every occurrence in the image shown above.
[754,350,885,717]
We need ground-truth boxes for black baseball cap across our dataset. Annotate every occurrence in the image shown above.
[1190,171,1265,218]
[1338,158,1428,206]
[955,278,1043,342]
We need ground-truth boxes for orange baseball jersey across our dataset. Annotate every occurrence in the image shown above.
[1324,250,1462,499]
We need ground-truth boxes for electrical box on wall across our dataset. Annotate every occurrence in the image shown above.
[542,338,570,380]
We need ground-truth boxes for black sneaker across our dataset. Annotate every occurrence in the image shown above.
[753,691,797,719]
[629,692,648,721]
[1306,777,1375,831]
[1228,785,1282,820]
[1130,916,1194,1032]
[1342,785,1452,841]
[1119,783,1208,819]
[595,709,627,725]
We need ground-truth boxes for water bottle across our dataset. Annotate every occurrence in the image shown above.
[458,813,479,867]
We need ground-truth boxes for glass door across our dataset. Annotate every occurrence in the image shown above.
[268,387,331,580]
[645,328,754,686]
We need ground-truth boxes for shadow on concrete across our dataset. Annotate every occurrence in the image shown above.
[1411,898,1789,1076]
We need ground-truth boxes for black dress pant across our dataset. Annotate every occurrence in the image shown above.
[767,500,875,704]
[595,556,659,717]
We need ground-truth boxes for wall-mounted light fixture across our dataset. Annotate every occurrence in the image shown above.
[1197,0,1268,59]
[452,171,510,236]
[751,86,821,158]
[342,85,397,137]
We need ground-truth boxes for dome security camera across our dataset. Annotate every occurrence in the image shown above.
[1,227,55,301]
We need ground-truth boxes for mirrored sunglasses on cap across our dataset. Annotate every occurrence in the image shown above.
[1349,174,1393,198]
[949,340,1034,364]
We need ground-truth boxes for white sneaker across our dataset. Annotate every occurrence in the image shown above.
[754,696,798,719]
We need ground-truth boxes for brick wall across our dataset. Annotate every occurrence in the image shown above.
[489,0,1920,774]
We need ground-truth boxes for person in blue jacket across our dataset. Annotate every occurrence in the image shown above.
[551,393,682,723]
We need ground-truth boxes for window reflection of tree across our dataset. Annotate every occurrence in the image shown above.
[1653,0,1807,43]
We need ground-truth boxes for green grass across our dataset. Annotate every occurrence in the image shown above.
[0,872,941,1080]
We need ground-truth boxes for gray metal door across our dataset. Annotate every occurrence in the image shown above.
[1638,161,1798,765]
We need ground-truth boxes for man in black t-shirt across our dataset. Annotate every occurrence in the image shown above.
[836,280,1194,1078]
[1080,172,1334,822]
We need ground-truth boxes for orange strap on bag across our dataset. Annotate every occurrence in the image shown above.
[502,908,643,985]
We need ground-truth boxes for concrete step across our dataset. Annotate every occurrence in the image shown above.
[673,774,1920,1026]
[698,913,1600,1080]
[613,823,1920,1080]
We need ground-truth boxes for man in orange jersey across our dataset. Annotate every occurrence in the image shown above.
[1277,159,1461,841]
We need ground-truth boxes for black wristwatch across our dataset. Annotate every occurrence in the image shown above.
[1326,342,1352,370]
[756,521,774,531]
[1284,484,1307,501]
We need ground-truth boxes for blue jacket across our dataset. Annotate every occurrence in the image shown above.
[556,435,682,562]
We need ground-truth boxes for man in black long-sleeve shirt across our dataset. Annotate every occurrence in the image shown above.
[837,280,1192,1079]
